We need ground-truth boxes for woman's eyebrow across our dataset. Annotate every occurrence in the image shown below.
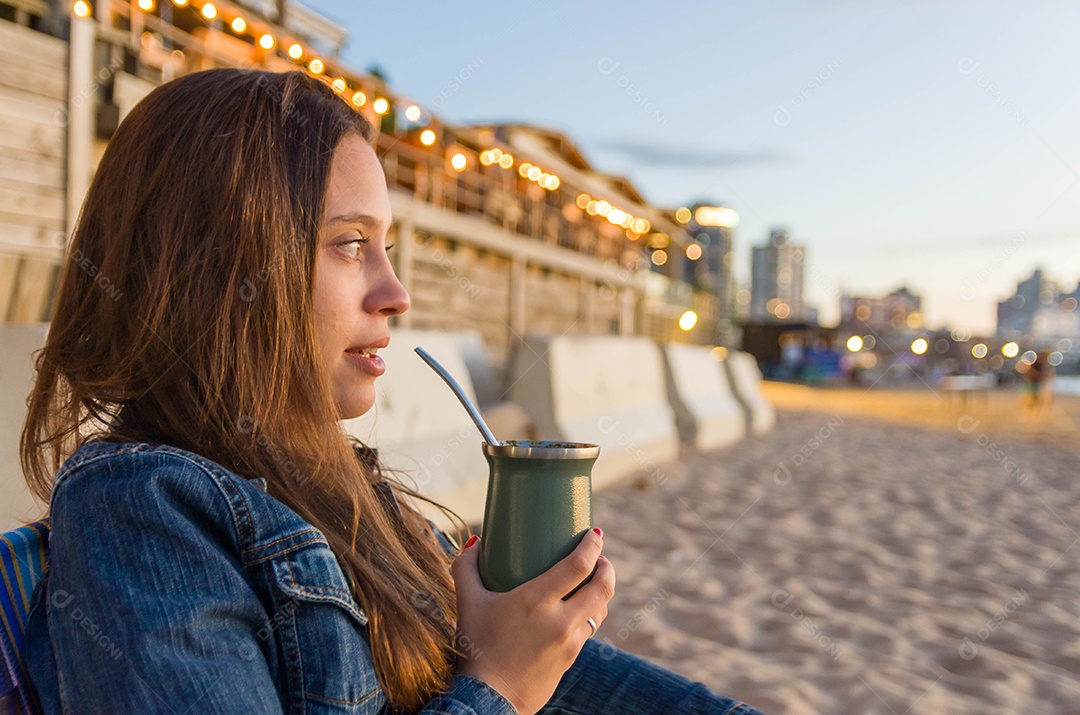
[327,212,386,229]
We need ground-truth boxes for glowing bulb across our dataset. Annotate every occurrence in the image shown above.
[138,0,154,11]
[201,2,216,19]
[651,250,668,266]
[171,0,186,6]
[372,97,389,115]
[351,91,366,107]
[595,200,611,217]
[675,207,692,224]
[972,343,988,359]
[258,33,275,49]
[910,338,928,355]
[498,154,513,169]
[547,175,560,190]
[679,310,698,331]
[331,78,346,93]
[518,163,531,177]
[846,336,864,352]
[420,129,436,146]
[577,194,591,209]
[72,0,91,16]
[288,43,303,60]
[527,166,542,181]
[308,58,324,74]
[686,244,702,260]
[405,105,421,122]
[630,218,647,234]
[450,153,467,171]
[230,15,246,32]
[1002,342,1019,358]
[480,151,494,166]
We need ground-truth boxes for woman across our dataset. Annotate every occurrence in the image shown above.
[20,68,763,714]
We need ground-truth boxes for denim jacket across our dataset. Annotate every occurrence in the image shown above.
[24,440,516,714]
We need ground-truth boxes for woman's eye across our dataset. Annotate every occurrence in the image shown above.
[338,235,369,259]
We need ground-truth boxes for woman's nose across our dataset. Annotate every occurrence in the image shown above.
[365,260,410,316]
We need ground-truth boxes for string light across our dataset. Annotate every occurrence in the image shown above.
[351,91,366,107]
[372,97,389,115]
[498,154,513,169]
[258,33,275,49]
[200,2,216,19]
[137,0,154,11]
[171,0,187,6]
[308,58,324,74]
[405,105,421,122]
[450,153,467,171]
[72,0,91,16]
[288,43,303,60]
[420,129,436,146]
[331,78,346,93]
[230,15,245,32]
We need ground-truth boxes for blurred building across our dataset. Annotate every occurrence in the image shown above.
[750,228,807,322]
[0,0,728,369]
[670,202,738,345]
[839,286,923,335]
[996,269,1080,341]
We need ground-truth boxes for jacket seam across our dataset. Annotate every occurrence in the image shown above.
[54,444,256,558]
[244,529,328,565]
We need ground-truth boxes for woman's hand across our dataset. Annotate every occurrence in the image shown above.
[450,528,615,715]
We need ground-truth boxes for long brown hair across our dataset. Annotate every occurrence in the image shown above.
[21,68,468,712]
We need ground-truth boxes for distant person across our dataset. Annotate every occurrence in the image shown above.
[19,69,765,714]
[1022,351,1055,418]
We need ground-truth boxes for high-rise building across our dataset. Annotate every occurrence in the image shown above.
[997,269,1079,340]
[750,228,807,321]
[676,203,738,343]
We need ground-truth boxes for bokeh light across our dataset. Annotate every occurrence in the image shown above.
[846,336,864,352]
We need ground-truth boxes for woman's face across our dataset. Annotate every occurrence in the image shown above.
[313,133,410,420]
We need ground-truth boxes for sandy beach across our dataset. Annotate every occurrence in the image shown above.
[592,384,1080,713]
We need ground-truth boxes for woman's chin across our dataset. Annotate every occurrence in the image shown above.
[335,388,376,421]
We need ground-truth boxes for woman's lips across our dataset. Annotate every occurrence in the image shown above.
[345,349,385,376]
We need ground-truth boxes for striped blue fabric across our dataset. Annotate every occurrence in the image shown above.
[0,519,50,715]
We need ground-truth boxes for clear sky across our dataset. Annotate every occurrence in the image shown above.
[304,0,1080,332]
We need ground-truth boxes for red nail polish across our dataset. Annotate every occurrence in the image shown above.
[464,534,479,548]
[593,527,603,538]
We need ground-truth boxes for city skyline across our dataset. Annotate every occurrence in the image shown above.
[307,0,1080,334]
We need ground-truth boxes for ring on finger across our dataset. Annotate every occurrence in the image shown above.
[587,617,598,637]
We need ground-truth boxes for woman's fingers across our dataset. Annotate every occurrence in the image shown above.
[522,528,606,604]
[449,534,484,599]
[566,553,615,625]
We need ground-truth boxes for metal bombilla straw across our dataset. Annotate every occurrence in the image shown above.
[414,346,503,447]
